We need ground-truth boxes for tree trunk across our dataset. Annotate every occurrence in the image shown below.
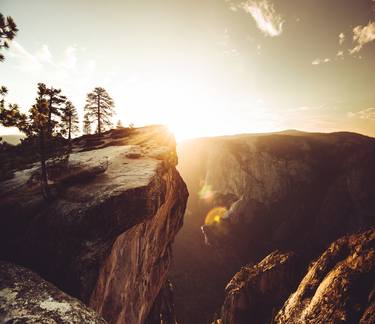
[97,95,101,135]
[39,127,51,200]
[68,115,71,141]
[47,97,53,138]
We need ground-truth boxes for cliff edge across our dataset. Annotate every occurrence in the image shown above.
[0,125,188,324]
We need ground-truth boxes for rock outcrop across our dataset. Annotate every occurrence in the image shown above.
[274,229,375,324]
[0,126,188,324]
[218,251,302,324]
[216,229,375,324]
[0,261,106,323]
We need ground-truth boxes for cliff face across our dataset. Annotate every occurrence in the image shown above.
[173,130,375,323]
[181,131,375,260]
[0,126,188,324]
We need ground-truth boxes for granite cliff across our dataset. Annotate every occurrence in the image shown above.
[173,130,375,323]
[217,228,375,324]
[0,126,188,324]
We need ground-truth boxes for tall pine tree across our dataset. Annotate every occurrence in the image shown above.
[60,100,79,141]
[0,86,51,199]
[84,87,115,134]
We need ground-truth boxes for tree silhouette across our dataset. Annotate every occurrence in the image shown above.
[84,87,115,134]
[0,86,7,109]
[60,101,79,141]
[0,13,18,62]
[83,113,91,135]
[29,98,51,199]
[116,119,123,128]
[0,86,53,200]
[44,85,66,137]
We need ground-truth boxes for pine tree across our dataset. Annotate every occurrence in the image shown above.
[0,86,51,200]
[116,119,123,128]
[0,13,18,62]
[83,113,91,135]
[29,98,51,199]
[84,87,115,134]
[60,101,79,141]
[0,86,7,109]
[0,88,27,131]
[45,85,66,137]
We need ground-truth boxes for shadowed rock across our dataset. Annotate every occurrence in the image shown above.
[0,261,107,323]
[217,251,302,324]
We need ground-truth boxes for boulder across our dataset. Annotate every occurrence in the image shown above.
[0,261,106,323]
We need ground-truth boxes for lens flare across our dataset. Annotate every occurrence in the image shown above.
[204,207,227,225]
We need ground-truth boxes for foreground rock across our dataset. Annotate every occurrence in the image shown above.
[0,261,106,323]
[218,251,302,324]
[0,126,188,324]
[217,228,375,324]
[275,229,375,324]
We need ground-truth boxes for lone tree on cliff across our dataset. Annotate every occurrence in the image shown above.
[60,100,79,141]
[84,87,115,134]
[0,13,18,62]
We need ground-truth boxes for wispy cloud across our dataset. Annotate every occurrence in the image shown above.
[61,46,77,69]
[348,108,375,120]
[339,32,345,45]
[311,58,330,65]
[350,21,375,54]
[226,0,284,37]
[8,41,42,71]
[8,42,89,76]
[240,0,284,37]
[4,41,100,120]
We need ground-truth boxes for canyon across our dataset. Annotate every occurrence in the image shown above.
[1,128,375,324]
[173,130,375,323]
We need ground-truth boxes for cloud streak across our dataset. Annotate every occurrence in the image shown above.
[348,108,375,120]
[311,57,330,65]
[350,21,375,54]
[241,0,284,37]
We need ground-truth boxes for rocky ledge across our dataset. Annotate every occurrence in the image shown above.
[217,228,375,324]
[0,126,188,324]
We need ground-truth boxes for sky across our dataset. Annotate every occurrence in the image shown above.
[1,0,375,141]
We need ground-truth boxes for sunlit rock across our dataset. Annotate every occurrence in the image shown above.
[275,229,375,324]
